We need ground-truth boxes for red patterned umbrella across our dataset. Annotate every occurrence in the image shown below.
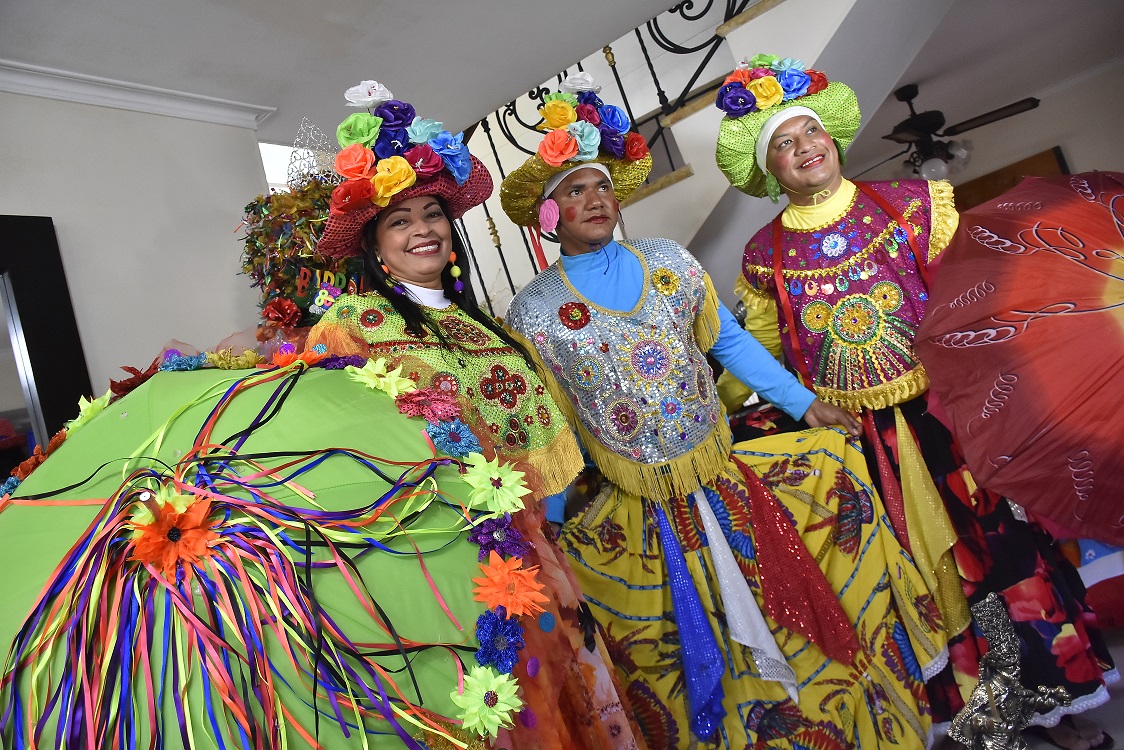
[916,171,1124,544]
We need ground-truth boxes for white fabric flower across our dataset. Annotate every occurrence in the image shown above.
[344,80,394,108]
[558,72,601,94]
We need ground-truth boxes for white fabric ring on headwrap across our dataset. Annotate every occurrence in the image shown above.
[755,106,824,171]
[543,162,613,198]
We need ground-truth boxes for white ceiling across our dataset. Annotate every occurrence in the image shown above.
[0,0,673,144]
[846,0,1124,175]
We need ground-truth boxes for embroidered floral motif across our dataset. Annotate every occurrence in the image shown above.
[559,301,591,330]
[359,308,384,329]
[694,367,711,403]
[573,356,604,390]
[831,295,882,345]
[441,315,490,345]
[819,231,850,258]
[869,280,903,313]
[502,416,531,450]
[629,340,672,380]
[802,300,832,333]
[659,396,682,421]
[479,364,528,409]
[651,267,680,295]
[606,398,642,441]
[431,372,460,396]
[536,404,552,427]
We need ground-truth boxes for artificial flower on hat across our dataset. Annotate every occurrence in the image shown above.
[316,80,494,259]
[498,75,653,230]
[714,54,860,200]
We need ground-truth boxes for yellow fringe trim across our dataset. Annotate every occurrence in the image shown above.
[895,406,972,638]
[734,275,784,361]
[694,272,723,353]
[928,179,960,263]
[813,366,930,412]
[522,429,585,498]
[508,330,732,499]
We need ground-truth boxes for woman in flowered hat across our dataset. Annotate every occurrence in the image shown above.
[303,81,646,749]
[715,55,1116,748]
[499,73,953,750]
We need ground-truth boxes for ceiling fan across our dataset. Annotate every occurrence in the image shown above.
[873,84,1039,179]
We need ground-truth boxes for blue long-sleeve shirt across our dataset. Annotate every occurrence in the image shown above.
[558,241,816,420]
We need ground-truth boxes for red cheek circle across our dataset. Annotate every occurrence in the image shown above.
[563,206,578,222]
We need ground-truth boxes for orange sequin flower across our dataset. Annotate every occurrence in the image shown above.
[131,498,219,581]
[471,551,548,617]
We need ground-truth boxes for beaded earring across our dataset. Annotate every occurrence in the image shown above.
[376,255,405,295]
[448,251,464,292]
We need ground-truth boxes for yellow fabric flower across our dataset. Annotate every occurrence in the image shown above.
[747,76,784,110]
[370,156,417,207]
[651,267,681,296]
[461,452,531,514]
[538,99,577,131]
[206,348,265,369]
[449,665,523,738]
[67,389,113,435]
[346,357,416,398]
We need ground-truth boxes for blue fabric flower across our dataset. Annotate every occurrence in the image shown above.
[715,82,757,118]
[1,476,21,496]
[426,418,481,456]
[374,127,410,159]
[775,68,812,101]
[159,352,208,372]
[428,131,471,185]
[566,121,601,162]
[577,91,604,107]
[597,123,625,158]
[597,104,630,135]
[406,116,444,145]
[373,99,417,129]
[474,606,525,674]
[770,57,805,73]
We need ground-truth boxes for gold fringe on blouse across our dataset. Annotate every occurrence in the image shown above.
[813,366,931,412]
[927,179,960,262]
[693,272,723,353]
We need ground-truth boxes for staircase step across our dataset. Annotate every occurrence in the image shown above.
[621,164,695,207]
[716,0,790,37]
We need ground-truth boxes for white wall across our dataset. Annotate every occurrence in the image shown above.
[0,91,267,396]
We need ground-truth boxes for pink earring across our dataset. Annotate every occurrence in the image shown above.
[538,199,559,234]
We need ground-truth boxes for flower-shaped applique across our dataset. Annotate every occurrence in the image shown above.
[467,513,529,562]
[472,550,548,617]
[461,453,531,514]
[395,386,461,423]
[558,301,591,330]
[206,348,265,370]
[269,342,327,368]
[651,267,680,296]
[474,606,526,674]
[130,493,219,582]
[450,665,524,738]
[346,357,416,398]
[425,419,482,457]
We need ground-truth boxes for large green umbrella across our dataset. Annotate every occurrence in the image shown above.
[0,364,505,749]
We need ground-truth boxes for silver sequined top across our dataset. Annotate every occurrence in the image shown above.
[506,238,723,469]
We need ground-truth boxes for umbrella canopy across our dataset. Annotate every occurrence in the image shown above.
[0,365,499,748]
[916,171,1124,544]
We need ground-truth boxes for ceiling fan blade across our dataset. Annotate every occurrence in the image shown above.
[883,131,921,145]
[941,98,1040,136]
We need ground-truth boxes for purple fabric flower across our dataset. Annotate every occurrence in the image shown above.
[716,82,757,118]
[374,127,410,159]
[373,99,417,129]
[776,68,812,101]
[474,606,525,674]
[317,354,366,370]
[597,123,626,158]
[467,512,529,562]
[577,91,603,107]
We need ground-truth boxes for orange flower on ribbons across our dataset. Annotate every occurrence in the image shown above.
[131,497,219,581]
[471,550,548,617]
[537,128,579,167]
[268,344,328,368]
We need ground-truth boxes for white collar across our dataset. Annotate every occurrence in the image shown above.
[401,281,451,309]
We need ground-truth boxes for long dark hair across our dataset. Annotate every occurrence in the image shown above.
[360,198,537,369]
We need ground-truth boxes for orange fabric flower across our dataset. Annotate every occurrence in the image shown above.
[269,348,328,368]
[12,428,67,481]
[724,69,753,87]
[537,129,579,167]
[131,498,219,581]
[471,550,548,617]
[334,143,376,180]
